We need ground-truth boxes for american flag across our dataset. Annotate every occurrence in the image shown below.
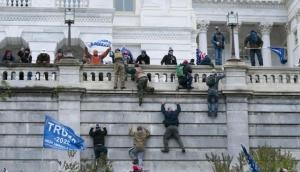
[196,49,207,65]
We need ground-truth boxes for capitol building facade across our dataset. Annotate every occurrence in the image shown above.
[0,0,298,66]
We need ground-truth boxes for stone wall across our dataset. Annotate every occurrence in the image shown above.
[1,61,300,171]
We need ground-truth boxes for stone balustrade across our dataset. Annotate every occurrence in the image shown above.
[0,0,30,7]
[1,63,300,92]
[55,0,88,8]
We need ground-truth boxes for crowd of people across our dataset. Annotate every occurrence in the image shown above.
[89,103,186,172]
[0,29,265,66]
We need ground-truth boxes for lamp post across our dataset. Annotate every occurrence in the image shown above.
[226,11,238,59]
[64,8,75,58]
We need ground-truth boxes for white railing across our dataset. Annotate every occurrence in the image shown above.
[3,64,300,92]
[80,65,216,83]
[56,0,88,8]
[0,0,31,7]
[0,64,59,88]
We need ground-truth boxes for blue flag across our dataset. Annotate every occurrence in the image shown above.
[88,39,111,48]
[270,47,287,64]
[241,144,260,172]
[43,116,85,150]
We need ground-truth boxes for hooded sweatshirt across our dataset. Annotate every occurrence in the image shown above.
[129,128,150,151]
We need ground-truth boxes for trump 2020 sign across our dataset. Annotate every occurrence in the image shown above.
[43,116,85,150]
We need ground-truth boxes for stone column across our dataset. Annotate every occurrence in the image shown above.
[286,23,294,67]
[233,23,241,59]
[259,22,273,67]
[197,20,209,54]
[56,60,85,170]
[191,30,198,61]
[223,59,250,163]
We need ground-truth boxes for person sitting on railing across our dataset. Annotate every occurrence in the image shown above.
[1,49,17,64]
[244,30,264,66]
[126,64,154,106]
[129,126,150,171]
[54,49,64,64]
[36,49,50,64]
[161,47,177,65]
[135,50,150,65]
[83,46,111,65]
[176,60,193,90]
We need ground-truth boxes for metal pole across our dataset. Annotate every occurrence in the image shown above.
[231,25,235,58]
[68,22,71,52]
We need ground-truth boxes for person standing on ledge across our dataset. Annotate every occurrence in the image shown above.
[211,26,225,65]
[244,30,264,66]
[161,47,177,65]
[206,69,225,117]
[161,103,185,153]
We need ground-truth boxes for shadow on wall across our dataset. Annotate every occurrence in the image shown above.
[0,37,29,58]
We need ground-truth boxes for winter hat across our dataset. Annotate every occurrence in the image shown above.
[183,60,189,64]
[168,47,173,52]
[132,165,139,172]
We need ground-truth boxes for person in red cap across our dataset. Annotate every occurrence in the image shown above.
[176,59,193,89]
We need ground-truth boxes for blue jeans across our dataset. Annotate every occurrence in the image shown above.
[215,48,223,65]
[207,89,219,117]
[129,147,144,167]
[250,49,263,66]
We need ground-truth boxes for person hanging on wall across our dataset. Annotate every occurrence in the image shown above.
[206,69,225,117]
[211,26,225,65]
[89,124,108,159]
[128,126,150,171]
[161,47,177,65]
[135,50,150,65]
[161,102,185,153]
[126,64,154,106]
[244,30,264,66]
[83,46,111,65]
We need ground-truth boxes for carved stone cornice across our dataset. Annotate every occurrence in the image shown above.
[113,30,190,41]
[259,22,273,34]
[196,20,209,33]
[0,15,112,24]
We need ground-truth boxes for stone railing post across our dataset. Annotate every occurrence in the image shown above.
[57,59,84,169]
[223,59,250,163]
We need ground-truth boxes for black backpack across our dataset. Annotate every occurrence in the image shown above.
[206,74,216,87]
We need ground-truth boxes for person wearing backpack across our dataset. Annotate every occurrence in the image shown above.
[129,126,150,170]
[206,69,225,117]
[177,60,193,90]
[244,30,264,66]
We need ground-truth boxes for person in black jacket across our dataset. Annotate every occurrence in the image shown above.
[161,103,185,153]
[89,124,108,159]
[135,50,150,64]
[161,47,177,65]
